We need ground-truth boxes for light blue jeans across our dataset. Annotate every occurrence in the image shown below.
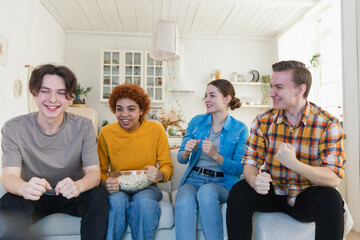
[106,185,162,240]
[175,170,229,240]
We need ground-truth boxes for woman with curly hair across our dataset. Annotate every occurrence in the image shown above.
[175,79,249,240]
[97,83,173,240]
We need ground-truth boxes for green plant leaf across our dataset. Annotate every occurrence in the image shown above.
[75,83,92,98]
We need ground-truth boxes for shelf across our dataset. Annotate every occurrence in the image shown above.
[169,89,195,93]
[169,146,180,150]
[232,82,263,86]
[242,104,272,108]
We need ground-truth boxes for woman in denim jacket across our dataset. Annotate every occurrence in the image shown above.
[175,79,249,240]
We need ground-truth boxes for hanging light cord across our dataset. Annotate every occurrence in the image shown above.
[165,60,187,123]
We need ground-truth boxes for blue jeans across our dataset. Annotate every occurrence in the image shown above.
[106,185,162,240]
[175,170,229,240]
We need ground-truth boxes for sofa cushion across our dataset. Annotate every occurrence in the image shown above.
[30,191,173,236]
[252,200,353,240]
[31,213,80,236]
[157,193,175,229]
[252,212,315,240]
[169,149,187,192]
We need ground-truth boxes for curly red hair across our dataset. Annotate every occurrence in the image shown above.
[109,83,151,123]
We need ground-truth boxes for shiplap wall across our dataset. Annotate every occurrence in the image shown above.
[0,0,66,167]
[65,32,273,130]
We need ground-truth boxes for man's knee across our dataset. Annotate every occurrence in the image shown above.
[313,187,343,212]
[83,187,109,211]
[228,180,252,205]
[0,193,31,213]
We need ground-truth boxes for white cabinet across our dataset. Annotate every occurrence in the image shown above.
[101,50,120,100]
[124,51,143,85]
[145,52,165,103]
[100,50,165,104]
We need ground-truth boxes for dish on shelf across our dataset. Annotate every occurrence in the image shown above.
[249,70,260,82]
[245,72,253,82]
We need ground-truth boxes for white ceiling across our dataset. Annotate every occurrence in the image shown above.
[39,0,321,38]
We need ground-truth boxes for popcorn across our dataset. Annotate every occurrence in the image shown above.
[117,172,151,193]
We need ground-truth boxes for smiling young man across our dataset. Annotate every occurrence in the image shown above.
[226,60,346,240]
[0,64,109,240]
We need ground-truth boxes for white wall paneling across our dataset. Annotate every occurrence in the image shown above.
[65,32,273,130]
[275,0,343,118]
[342,0,360,232]
[0,0,66,168]
[275,0,352,219]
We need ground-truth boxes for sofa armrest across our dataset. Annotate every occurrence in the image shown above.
[0,181,7,197]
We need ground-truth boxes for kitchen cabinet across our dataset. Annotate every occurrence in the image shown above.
[100,50,165,103]
[145,52,165,103]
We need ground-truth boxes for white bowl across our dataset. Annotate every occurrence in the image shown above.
[108,170,151,193]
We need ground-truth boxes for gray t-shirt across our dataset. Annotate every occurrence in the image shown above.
[195,128,223,172]
[1,112,99,188]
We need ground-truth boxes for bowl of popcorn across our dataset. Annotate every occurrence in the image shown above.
[108,170,151,193]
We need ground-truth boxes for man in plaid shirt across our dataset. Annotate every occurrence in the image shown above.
[226,60,346,240]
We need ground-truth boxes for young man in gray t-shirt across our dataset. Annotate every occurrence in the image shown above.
[0,64,109,240]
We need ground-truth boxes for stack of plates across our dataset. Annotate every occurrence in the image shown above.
[245,70,260,82]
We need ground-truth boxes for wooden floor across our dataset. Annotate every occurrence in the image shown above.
[347,230,360,240]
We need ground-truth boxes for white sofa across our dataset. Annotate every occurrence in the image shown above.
[0,148,353,239]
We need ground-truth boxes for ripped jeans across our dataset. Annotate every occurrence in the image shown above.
[106,185,162,240]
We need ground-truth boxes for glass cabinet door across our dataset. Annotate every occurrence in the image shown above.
[124,51,142,86]
[101,50,121,101]
[145,53,164,102]
[101,50,164,103]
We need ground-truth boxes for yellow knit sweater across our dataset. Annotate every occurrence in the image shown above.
[98,120,173,182]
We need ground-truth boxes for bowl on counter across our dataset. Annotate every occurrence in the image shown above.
[108,170,151,193]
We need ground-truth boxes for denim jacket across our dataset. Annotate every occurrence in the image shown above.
[177,113,249,190]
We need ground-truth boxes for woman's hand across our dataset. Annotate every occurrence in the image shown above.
[145,166,164,182]
[202,137,224,165]
[182,139,201,160]
[102,177,119,193]
[184,139,201,153]
[202,137,217,157]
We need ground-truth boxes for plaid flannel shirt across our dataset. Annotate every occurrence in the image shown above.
[242,101,346,206]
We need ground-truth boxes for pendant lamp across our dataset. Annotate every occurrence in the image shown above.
[150,20,180,61]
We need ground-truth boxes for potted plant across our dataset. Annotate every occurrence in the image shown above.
[73,83,92,104]
[261,81,271,105]
[310,53,322,69]
[158,107,185,135]
[261,75,271,83]
[101,119,109,128]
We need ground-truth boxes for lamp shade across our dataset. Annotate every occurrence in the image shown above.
[150,20,180,61]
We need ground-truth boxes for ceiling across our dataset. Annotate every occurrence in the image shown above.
[39,0,321,38]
